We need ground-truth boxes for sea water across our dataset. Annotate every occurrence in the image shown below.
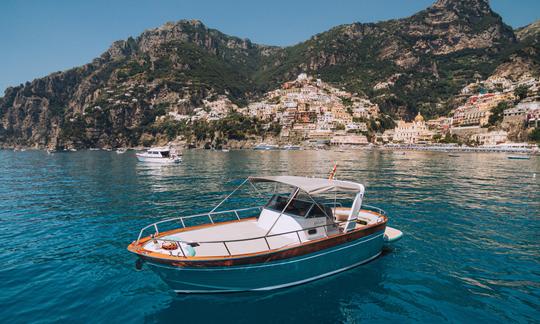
[0,150,538,323]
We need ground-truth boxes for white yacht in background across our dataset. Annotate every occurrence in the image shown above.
[507,155,530,160]
[136,147,181,164]
[116,148,127,154]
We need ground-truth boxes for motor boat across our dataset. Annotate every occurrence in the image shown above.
[253,143,279,150]
[507,155,531,160]
[282,144,301,150]
[136,147,181,164]
[128,175,402,293]
[116,148,127,154]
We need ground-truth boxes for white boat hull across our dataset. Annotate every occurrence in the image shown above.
[136,154,181,164]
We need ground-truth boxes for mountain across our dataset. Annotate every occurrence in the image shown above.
[490,19,540,81]
[262,0,518,117]
[0,0,538,149]
[0,20,278,149]
[516,20,540,41]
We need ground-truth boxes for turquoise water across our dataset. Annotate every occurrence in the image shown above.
[0,149,539,323]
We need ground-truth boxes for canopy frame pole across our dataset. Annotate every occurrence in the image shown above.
[248,181,266,199]
[209,178,249,214]
[305,191,333,222]
[265,187,300,236]
[334,190,337,213]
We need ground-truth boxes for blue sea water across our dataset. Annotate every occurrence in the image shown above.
[0,149,539,323]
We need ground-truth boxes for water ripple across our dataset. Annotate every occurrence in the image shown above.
[0,150,539,323]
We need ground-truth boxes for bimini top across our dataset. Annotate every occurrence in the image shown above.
[249,175,364,195]
[148,146,172,152]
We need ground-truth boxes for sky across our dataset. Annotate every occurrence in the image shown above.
[1,0,539,92]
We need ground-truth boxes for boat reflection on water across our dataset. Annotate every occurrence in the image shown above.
[136,162,183,193]
[146,255,386,322]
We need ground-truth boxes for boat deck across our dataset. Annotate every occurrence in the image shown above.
[143,208,384,258]
[144,219,300,257]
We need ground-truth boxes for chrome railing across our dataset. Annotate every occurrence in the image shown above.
[136,206,264,243]
[146,220,344,258]
[362,204,387,216]
[136,204,388,258]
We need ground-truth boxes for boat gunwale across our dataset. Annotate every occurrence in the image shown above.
[127,210,387,266]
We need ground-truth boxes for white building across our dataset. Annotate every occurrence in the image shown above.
[331,134,369,146]
[471,130,508,146]
[345,122,368,132]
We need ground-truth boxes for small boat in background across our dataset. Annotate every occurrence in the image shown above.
[116,148,127,154]
[136,147,181,164]
[282,144,301,150]
[507,155,530,160]
[448,154,460,157]
[253,143,278,150]
[89,148,100,151]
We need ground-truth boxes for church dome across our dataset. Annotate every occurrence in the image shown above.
[414,112,424,122]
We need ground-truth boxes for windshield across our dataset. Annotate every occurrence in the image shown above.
[265,194,332,218]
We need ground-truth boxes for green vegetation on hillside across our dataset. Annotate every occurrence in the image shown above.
[487,101,509,126]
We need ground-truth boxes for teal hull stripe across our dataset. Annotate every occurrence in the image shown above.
[172,251,383,293]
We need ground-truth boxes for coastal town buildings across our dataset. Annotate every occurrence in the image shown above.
[452,92,514,128]
[426,117,452,134]
[392,113,434,144]
[502,100,540,128]
[156,72,539,148]
[242,74,379,141]
[330,133,369,146]
[471,130,508,146]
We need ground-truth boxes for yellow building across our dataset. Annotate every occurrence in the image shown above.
[393,113,434,144]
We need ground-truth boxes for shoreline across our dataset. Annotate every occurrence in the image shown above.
[381,144,539,154]
[2,144,539,155]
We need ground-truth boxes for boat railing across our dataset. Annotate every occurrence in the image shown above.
[136,206,264,243]
[138,205,387,258]
[362,204,387,216]
[323,200,387,216]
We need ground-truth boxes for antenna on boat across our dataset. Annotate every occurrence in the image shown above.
[328,163,338,180]
[329,163,338,216]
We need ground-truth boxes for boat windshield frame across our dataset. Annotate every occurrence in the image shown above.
[264,194,334,219]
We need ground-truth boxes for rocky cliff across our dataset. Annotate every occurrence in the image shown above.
[0,0,538,149]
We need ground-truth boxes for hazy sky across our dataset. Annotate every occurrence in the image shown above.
[1,0,539,92]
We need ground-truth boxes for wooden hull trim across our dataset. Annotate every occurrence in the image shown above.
[152,232,384,271]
